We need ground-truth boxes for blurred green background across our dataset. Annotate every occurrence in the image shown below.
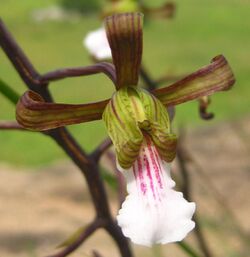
[0,0,249,166]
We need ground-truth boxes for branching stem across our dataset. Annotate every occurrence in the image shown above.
[0,19,132,257]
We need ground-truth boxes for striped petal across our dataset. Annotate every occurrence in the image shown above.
[104,12,143,89]
[117,137,195,246]
[102,87,143,169]
[16,91,109,131]
[153,55,235,106]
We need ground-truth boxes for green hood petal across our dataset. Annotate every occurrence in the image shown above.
[103,87,177,169]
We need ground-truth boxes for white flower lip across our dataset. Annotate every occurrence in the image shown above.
[83,27,112,60]
[117,137,196,247]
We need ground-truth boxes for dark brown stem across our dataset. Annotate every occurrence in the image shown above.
[48,129,131,257]
[140,65,158,91]
[105,221,131,257]
[0,18,52,101]
[0,18,132,257]
[106,150,126,208]
[40,62,117,85]
[0,19,116,90]
[0,120,26,130]
[91,137,113,162]
[177,134,213,257]
[46,219,104,257]
[199,97,214,120]
[49,128,112,217]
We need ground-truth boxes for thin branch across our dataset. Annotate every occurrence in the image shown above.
[177,132,213,257]
[0,18,43,89]
[0,120,26,130]
[0,19,117,90]
[199,96,214,120]
[0,19,38,77]
[105,221,131,257]
[45,219,104,257]
[49,128,112,217]
[91,137,113,162]
[40,62,117,85]
[140,65,158,91]
[176,135,191,199]
[106,150,126,208]
[47,128,132,257]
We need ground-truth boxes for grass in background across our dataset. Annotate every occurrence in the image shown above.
[0,0,249,166]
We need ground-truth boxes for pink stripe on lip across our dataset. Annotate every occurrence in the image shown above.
[137,154,147,195]
[143,152,156,200]
[146,138,163,190]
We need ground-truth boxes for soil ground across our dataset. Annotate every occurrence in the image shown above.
[0,116,249,257]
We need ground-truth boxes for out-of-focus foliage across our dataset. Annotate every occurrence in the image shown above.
[0,78,19,104]
[60,0,101,14]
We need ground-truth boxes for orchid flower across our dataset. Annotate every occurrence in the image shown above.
[84,27,112,60]
[16,13,235,246]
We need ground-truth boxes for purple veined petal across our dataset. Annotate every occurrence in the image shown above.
[83,27,112,60]
[116,136,196,247]
[104,13,143,89]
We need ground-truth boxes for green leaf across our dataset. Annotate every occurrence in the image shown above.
[0,78,20,104]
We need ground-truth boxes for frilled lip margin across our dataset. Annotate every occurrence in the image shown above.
[116,136,196,246]
[16,54,235,131]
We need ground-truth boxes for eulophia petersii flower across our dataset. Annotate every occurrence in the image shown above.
[16,13,235,247]
[84,27,112,60]
[103,85,195,246]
